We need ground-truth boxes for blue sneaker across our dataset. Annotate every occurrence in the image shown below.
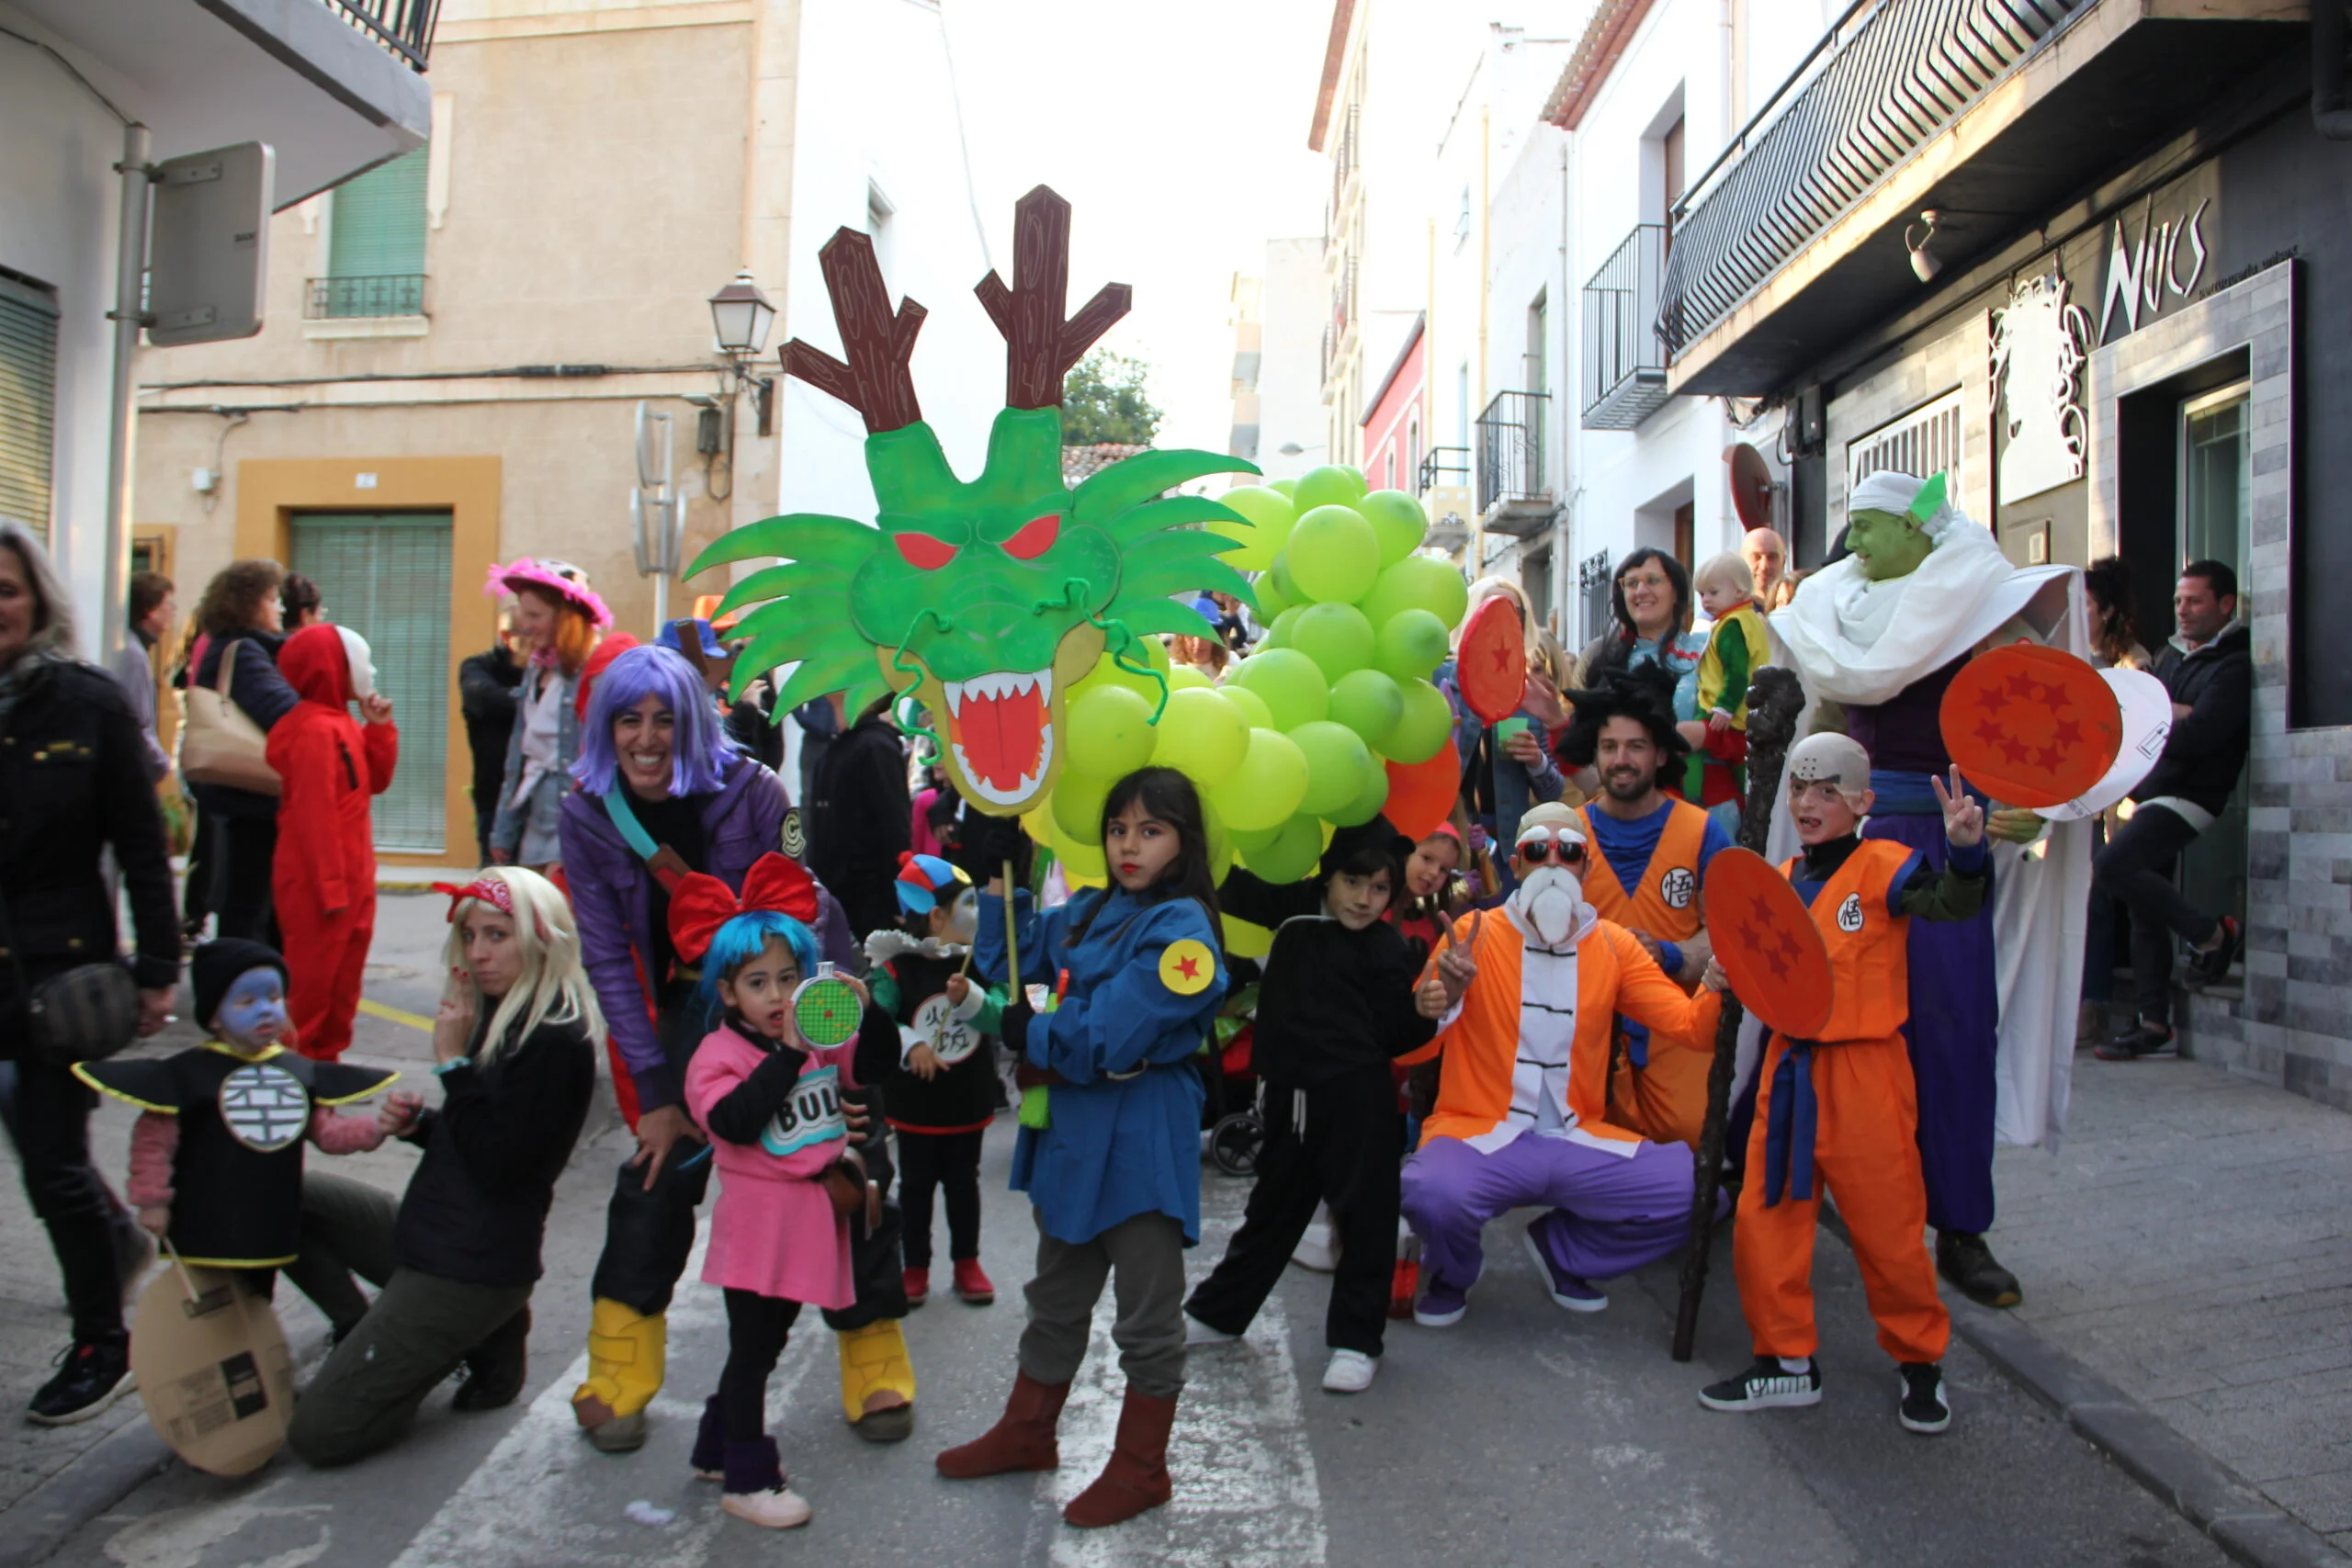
[1521,1226,1607,1313]
[1412,1278,1469,1327]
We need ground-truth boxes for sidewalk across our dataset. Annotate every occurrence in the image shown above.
[1984,1049,2352,1554]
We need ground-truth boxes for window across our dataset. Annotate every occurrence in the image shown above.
[1848,390,1964,499]
[1407,411,1421,488]
[2179,384,2250,592]
[322,148,429,318]
[0,272,58,542]
[1455,184,1472,249]
[1661,116,1685,248]
[1525,290,1548,395]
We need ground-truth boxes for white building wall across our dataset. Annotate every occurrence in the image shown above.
[1257,238,1329,483]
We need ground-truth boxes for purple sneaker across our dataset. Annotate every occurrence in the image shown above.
[1413,1277,1469,1327]
[1522,1226,1608,1313]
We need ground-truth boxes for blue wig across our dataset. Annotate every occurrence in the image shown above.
[571,645,740,796]
[695,910,820,1022]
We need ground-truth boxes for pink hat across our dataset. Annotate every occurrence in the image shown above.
[487,557,611,628]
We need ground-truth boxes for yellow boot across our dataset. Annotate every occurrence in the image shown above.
[572,1298,665,1452]
[836,1318,916,1444]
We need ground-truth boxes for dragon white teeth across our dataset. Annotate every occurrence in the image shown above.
[939,668,1054,725]
[944,680,966,717]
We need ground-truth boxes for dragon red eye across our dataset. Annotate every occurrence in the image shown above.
[894,532,957,571]
[1002,513,1060,560]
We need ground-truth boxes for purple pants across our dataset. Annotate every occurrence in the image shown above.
[1400,1132,1696,1292]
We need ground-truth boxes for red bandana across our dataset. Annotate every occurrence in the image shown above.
[432,876,514,922]
[667,852,820,965]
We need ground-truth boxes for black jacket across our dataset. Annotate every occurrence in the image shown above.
[807,712,910,943]
[871,936,1000,1132]
[458,644,523,822]
[1217,869,1436,1088]
[191,628,298,819]
[393,1015,595,1286]
[2133,624,2253,817]
[0,655,179,1036]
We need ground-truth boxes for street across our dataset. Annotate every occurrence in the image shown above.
[26,899,2235,1568]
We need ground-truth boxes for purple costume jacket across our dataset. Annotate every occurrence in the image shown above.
[557,756,854,1112]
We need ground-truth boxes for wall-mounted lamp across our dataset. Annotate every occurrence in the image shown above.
[703,269,778,496]
[1905,210,1944,284]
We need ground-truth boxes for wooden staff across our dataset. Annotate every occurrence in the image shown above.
[1671,665,1805,1362]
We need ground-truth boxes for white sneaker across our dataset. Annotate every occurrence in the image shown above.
[1292,1212,1340,1272]
[721,1486,813,1529]
[1321,1349,1376,1393]
[1183,1314,1240,1348]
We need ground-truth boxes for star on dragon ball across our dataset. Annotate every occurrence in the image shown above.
[687,186,1261,814]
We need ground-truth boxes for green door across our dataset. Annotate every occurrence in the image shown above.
[291,513,451,852]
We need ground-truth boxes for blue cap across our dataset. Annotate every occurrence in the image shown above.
[656,617,728,659]
[894,852,970,915]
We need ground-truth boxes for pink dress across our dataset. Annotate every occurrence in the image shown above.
[910,788,943,858]
[684,1022,857,1309]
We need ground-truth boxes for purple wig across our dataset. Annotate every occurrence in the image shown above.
[571,644,741,797]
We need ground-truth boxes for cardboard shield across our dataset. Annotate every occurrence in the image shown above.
[1701,848,1834,1039]
[131,1261,297,1476]
[1456,597,1527,726]
[2035,667,2175,821]
[1939,644,2123,810]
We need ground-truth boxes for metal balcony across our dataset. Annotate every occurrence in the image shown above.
[1419,446,1474,554]
[329,0,441,71]
[1475,391,1554,537]
[1581,224,1671,431]
[1418,446,1470,492]
[306,275,427,319]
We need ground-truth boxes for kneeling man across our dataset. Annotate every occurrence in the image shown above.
[1400,804,1722,1325]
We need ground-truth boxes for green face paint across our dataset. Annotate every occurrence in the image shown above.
[1845,509,1933,581]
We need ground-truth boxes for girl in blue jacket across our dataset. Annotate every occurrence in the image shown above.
[934,766,1226,1531]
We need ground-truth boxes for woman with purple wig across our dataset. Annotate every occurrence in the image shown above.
[556,647,917,1455]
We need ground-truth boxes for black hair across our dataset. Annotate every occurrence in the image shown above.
[2180,558,2238,603]
[1593,548,1693,675]
[128,570,174,626]
[1556,666,1690,771]
[2083,556,2143,665]
[1317,816,1410,905]
[1069,765,1221,955]
[280,572,322,621]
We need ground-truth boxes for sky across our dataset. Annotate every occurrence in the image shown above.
[940,0,1337,457]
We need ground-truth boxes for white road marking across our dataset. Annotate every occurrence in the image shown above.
[101,1484,331,1568]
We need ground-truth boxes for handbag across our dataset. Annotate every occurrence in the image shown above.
[180,643,280,796]
[0,892,141,1068]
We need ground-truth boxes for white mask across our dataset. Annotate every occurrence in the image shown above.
[334,625,377,701]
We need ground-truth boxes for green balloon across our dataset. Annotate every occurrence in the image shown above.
[1360,555,1470,631]
[1263,604,1306,649]
[1252,571,1291,622]
[1227,820,1283,854]
[1329,758,1392,828]
[1385,678,1454,764]
[1373,607,1452,682]
[1064,684,1158,781]
[1168,665,1211,691]
[1051,773,1110,844]
[1242,814,1324,884]
[1268,550,1301,606]
[1213,486,1296,573]
[1290,719,1374,818]
[1149,686,1250,786]
[1356,490,1429,567]
[1211,728,1310,830]
[1269,478,1297,499]
[1287,504,1381,604]
[1230,647,1329,732]
[1329,668,1405,745]
[1292,464,1369,514]
[1289,602,1375,681]
[1219,684,1274,730]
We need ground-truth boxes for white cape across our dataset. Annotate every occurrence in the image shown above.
[1758,525,2088,1154]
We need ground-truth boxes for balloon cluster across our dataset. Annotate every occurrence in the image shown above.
[1016,465,1470,948]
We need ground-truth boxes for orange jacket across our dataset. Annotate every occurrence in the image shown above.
[1402,908,1722,1149]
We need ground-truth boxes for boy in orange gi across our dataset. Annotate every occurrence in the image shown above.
[1696,734,1985,1435]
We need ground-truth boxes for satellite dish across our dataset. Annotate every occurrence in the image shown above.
[1725,443,1777,533]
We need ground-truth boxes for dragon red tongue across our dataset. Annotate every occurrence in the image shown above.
[953,681,1046,795]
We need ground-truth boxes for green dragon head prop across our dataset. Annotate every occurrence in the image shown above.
[688,186,1259,813]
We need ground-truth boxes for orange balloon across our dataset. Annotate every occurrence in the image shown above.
[1383,748,1462,843]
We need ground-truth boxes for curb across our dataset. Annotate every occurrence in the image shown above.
[0,1414,173,1568]
[1949,1297,2349,1568]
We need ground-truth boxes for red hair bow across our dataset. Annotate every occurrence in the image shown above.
[667,852,820,965]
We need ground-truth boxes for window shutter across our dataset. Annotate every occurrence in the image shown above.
[0,275,60,544]
[329,149,429,278]
[291,513,452,852]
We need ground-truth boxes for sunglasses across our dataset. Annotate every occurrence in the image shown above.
[1516,839,1588,866]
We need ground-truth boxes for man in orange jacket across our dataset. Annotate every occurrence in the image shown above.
[266,623,396,1062]
[1399,803,1723,1327]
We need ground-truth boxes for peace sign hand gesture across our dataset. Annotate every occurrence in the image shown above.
[1931,764,1986,849]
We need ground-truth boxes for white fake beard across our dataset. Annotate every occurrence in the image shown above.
[1511,864,1587,947]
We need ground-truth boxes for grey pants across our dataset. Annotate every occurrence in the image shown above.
[284,1173,533,1468]
[1018,1210,1187,1401]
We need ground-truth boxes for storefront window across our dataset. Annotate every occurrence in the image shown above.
[2177,381,2250,938]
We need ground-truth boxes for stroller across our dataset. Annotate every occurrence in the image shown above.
[1203,981,1263,1177]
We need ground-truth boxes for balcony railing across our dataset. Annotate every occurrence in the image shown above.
[1330,255,1358,338]
[1330,103,1362,217]
[328,0,441,71]
[1475,390,1552,535]
[1657,0,2086,355]
[1418,446,1470,492]
[1581,223,1671,431]
[306,275,427,320]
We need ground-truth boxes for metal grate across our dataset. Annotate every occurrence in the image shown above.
[306,275,427,319]
[1658,0,2087,355]
[1847,389,1964,495]
[1418,446,1470,492]
[1581,224,1672,430]
[1578,548,1614,644]
[0,275,58,544]
[290,513,452,852]
[1475,391,1550,513]
[325,0,441,71]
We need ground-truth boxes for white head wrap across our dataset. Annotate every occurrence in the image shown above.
[1847,469,1962,547]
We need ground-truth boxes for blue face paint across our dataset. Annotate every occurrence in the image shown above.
[216,966,288,1050]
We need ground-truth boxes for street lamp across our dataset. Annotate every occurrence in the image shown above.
[707,268,775,358]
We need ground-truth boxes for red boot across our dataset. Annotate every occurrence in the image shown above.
[953,1258,996,1305]
[902,1268,929,1308]
[1062,1388,1177,1529]
[934,1370,1069,1479]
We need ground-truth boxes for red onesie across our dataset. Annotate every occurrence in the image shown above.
[266,624,398,1061]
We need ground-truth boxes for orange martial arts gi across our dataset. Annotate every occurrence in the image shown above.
[1578,800,1713,1148]
[1733,839,1950,1367]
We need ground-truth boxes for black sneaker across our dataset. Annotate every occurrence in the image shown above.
[28,1337,133,1426]
[453,1306,530,1412]
[1698,1357,1822,1412]
[1899,1361,1951,1434]
[2095,1022,2178,1062]
[1937,1231,2022,1308]
[2188,916,2242,985]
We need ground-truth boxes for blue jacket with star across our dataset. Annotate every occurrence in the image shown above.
[976,886,1224,1246]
